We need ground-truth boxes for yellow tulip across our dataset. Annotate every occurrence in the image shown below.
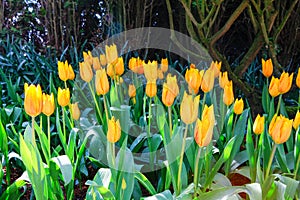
[68,64,75,80]
[95,69,110,95]
[233,98,244,115]
[262,59,273,78]
[58,61,69,81]
[115,57,124,76]
[180,92,200,124]
[92,57,101,71]
[24,83,43,117]
[105,44,118,64]
[42,93,55,116]
[129,57,144,74]
[223,81,234,106]
[293,110,300,130]
[107,116,121,143]
[201,67,214,93]
[269,76,280,97]
[144,60,158,81]
[146,81,157,98]
[162,74,179,107]
[71,102,80,120]
[278,72,293,94]
[128,84,136,98]
[79,61,93,83]
[253,114,264,135]
[185,67,203,94]
[296,69,300,88]
[83,51,93,65]
[210,61,222,78]
[219,71,230,89]
[269,114,293,144]
[57,87,70,107]
[100,54,107,67]
[161,58,168,73]
[107,57,124,78]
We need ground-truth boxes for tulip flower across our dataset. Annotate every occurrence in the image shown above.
[105,44,118,64]
[68,64,75,80]
[95,69,110,96]
[278,72,293,94]
[92,57,101,70]
[185,66,203,94]
[83,51,93,65]
[210,61,222,78]
[269,76,280,97]
[162,74,179,107]
[58,60,74,81]
[161,58,168,73]
[146,81,157,98]
[296,69,300,88]
[79,61,93,83]
[233,98,244,115]
[57,87,70,107]
[71,102,80,120]
[42,93,55,116]
[100,54,107,67]
[144,60,158,81]
[201,67,214,93]
[107,57,124,78]
[219,71,230,89]
[158,68,164,79]
[24,83,43,117]
[107,116,121,143]
[128,84,136,98]
[223,81,234,106]
[180,92,200,124]
[253,114,264,135]
[293,110,300,130]
[262,59,273,78]
[269,114,293,144]
[129,57,144,74]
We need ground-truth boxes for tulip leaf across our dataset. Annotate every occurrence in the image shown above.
[140,190,174,200]
[0,120,8,156]
[135,171,157,195]
[275,144,290,173]
[268,98,275,122]
[295,128,300,172]
[262,84,269,113]
[274,174,299,199]
[0,179,26,200]
[50,155,73,185]
[246,118,256,182]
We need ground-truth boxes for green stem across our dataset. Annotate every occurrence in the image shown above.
[168,106,172,137]
[88,82,103,124]
[147,98,154,170]
[294,148,300,179]
[193,147,202,197]
[103,95,110,122]
[32,116,36,146]
[232,115,238,138]
[62,107,66,145]
[177,124,189,195]
[266,78,270,111]
[275,94,282,115]
[47,116,51,159]
[265,144,277,179]
[111,142,115,167]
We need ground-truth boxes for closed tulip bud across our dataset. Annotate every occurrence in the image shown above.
[83,51,93,65]
[100,54,107,66]
[58,61,69,81]
[278,72,293,94]
[210,61,221,78]
[223,81,234,106]
[253,114,264,135]
[296,69,300,88]
[146,81,157,98]
[144,60,158,81]
[128,84,136,98]
[269,76,280,97]
[262,59,273,78]
[201,67,215,93]
[68,64,75,80]
[180,92,200,124]
[161,58,168,72]
[57,87,70,107]
[71,102,80,120]
[129,57,144,74]
[158,68,164,80]
[185,67,203,94]
[79,61,93,82]
[115,57,124,76]
[107,116,121,143]
[233,98,244,115]
[162,74,179,107]
[105,44,118,64]
[269,115,293,144]
[42,93,55,116]
[92,57,101,70]
[219,71,229,89]
[95,69,109,95]
[293,110,300,130]
[24,83,43,117]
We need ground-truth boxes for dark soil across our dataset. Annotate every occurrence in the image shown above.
[228,173,251,199]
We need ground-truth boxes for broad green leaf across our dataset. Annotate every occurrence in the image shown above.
[134,171,157,195]
[274,174,299,199]
[51,155,73,185]
[0,180,26,200]
[141,190,174,200]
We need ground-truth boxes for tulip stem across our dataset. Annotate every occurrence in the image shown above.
[266,78,270,111]
[147,97,154,170]
[31,116,36,146]
[110,142,115,168]
[103,95,110,122]
[276,94,282,115]
[62,107,66,144]
[88,82,103,124]
[202,93,207,113]
[47,116,51,158]
[265,143,277,180]
[294,147,300,179]
[177,124,189,195]
[194,147,202,197]
[168,106,172,137]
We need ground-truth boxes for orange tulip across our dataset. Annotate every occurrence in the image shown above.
[278,72,293,94]
[269,114,293,144]
[42,93,55,116]
[161,58,168,73]
[293,110,300,130]
[223,81,234,106]
[58,60,74,81]
[115,57,124,76]
[201,67,214,93]
[95,69,110,95]
[233,98,244,115]
[83,51,93,65]
[269,76,280,97]
[210,61,222,78]
[253,114,264,135]
[68,64,75,80]
[162,74,179,107]
[24,83,43,117]
[219,71,230,89]
[105,44,118,64]
[144,60,158,81]
[296,69,300,88]
[146,81,157,98]
[100,54,107,67]
[107,116,121,143]
[71,102,80,120]
[79,61,93,83]
[262,59,273,78]
[185,67,203,94]
[129,57,144,74]
[92,57,101,70]
[180,92,200,124]
[57,87,70,107]
[128,84,136,98]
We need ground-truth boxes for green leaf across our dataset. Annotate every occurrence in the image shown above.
[50,155,73,185]
[134,171,157,195]
[0,180,26,200]
[274,174,299,199]
[141,190,174,200]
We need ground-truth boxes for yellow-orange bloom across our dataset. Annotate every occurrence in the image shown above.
[185,67,203,94]
[115,57,124,76]
[107,57,124,78]
[219,71,230,89]
[24,83,43,117]
[223,81,234,106]
[180,92,200,124]
[105,44,118,64]
[293,110,300,130]
[58,61,74,81]
[79,61,93,82]
[253,114,264,135]
[95,69,109,95]
[296,69,300,88]
[269,114,293,144]
[158,68,164,79]
[233,98,244,115]
[128,84,136,98]
[210,61,222,78]
[144,60,158,81]
[100,54,107,67]
[68,64,75,80]
[83,51,93,65]
[57,87,70,107]
[278,72,293,94]
[42,93,55,116]
[194,105,215,147]
[162,74,179,107]
[201,68,214,93]
[107,116,121,143]
[262,59,273,78]
[129,57,144,74]
[161,58,168,73]
[92,57,101,71]
[71,102,80,120]
[146,81,157,98]
[269,76,280,97]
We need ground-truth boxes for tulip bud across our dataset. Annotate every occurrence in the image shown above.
[100,54,107,67]
[293,110,300,130]
[262,59,273,78]
[144,60,158,81]
[128,84,136,98]
[24,83,43,117]
[115,57,124,76]
[79,61,93,82]
[223,81,234,106]
[83,51,93,65]
[253,114,264,135]
[185,67,203,94]
[107,116,121,143]
[58,61,69,81]
[146,81,157,98]
[95,69,109,95]
[180,92,200,124]
[269,114,293,144]
[157,68,164,80]
[210,61,221,78]
[296,69,300,88]
[201,67,214,93]
[129,57,144,74]
[161,58,168,73]
[71,102,80,120]
[233,98,244,115]
[105,44,118,64]
[162,74,179,107]
[42,93,55,116]
[57,87,70,107]
[92,57,101,71]
[278,72,293,94]
[219,71,229,89]
[269,76,280,97]
[68,64,75,80]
